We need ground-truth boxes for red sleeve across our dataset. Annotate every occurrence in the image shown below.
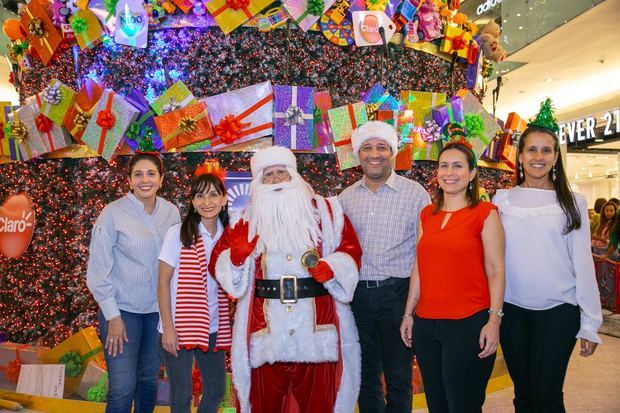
[208,225,232,277]
[476,201,498,231]
[335,214,363,270]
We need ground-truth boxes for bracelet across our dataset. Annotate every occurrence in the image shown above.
[488,308,504,318]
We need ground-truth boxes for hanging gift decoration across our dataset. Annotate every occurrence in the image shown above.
[37,79,77,126]
[313,91,333,149]
[327,101,368,170]
[20,1,64,66]
[69,9,104,50]
[439,26,473,60]
[63,79,105,144]
[400,91,447,127]
[273,85,314,150]
[206,0,275,35]
[151,81,197,115]
[455,89,501,159]
[154,102,213,150]
[124,90,163,151]
[81,90,140,161]
[115,0,149,48]
[204,81,274,150]
[282,0,336,32]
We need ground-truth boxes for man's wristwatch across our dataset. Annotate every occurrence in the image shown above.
[488,308,504,318]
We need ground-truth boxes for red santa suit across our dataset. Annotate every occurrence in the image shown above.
[209,191,362,413]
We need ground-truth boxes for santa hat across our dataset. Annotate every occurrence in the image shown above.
[250,146,297,177]
[351,121,399,158]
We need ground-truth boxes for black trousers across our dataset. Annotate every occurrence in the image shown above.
[412,310,495,413]
[500,302,580,413]
[351,277,413,413]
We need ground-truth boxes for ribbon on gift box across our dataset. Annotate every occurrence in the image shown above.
[333,104,360,148]
[445,32,467,53]
[211,92,274,147]
[34,95,57,152]
[125,108,156,141]
[274,87,313,149]
[95,92,117,155]
[0,344,28,384]
[211,0,253,21]
[70,105,96,137]
[58,345,104,377]
[163,111,209,149]
[25,7,54,56]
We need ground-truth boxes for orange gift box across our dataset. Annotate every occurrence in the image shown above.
[154,102,214,150]
[20,1,63,66]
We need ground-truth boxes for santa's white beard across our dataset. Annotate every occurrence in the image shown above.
[245,173,321,254]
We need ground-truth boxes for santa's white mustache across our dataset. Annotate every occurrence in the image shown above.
[255,180,297,194]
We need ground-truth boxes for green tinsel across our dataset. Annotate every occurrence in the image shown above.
[528,97,559,132]
[104,0,119,15]
[59,351,83,377]
[71,17,88,34]
[307,0,325,16]
[464,114,485,137]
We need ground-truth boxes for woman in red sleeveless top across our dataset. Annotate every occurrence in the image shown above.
[400,141,506,412]
[157,172,232,413]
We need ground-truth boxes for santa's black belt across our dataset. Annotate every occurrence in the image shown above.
[254,276,328,304]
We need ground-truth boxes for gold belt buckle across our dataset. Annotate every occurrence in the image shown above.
[280,275,298,304]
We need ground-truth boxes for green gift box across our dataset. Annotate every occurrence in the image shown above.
[151,81,198,115]
[37,79,77,126]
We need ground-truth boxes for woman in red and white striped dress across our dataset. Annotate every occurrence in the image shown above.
[157,172,232,413]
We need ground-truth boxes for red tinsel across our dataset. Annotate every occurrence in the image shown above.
[96,110,115,130]
[214,114,250,145]
[225,0,250,11]
[35,114,53,133]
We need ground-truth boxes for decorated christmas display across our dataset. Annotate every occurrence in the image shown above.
[0,0,521,408]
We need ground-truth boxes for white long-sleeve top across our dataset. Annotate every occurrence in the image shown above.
[493,187,602,343]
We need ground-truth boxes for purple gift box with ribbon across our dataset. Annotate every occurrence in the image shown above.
[361,83,400,111]
[273,85,314,150]
[123,90,163,151]
[431,96,465,128]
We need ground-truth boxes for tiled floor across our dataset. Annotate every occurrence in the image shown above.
[414,334,620,412]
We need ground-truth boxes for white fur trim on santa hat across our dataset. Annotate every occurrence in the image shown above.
[250,146,297,177]
[351,121,398,158]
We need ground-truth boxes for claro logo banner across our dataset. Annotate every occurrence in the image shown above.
[352,11,396,47]
[0,192,36,258]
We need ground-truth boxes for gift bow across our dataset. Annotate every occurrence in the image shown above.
[226,0,250,11]
[308,0,325,16]
[366,0,388,12]
[465,114,485,138]
[162,98,181,114]
[366,103,380,120]
[96,109,116,130]
[10,119,28,143]
[420,120,442,143]
[28,18,45,38]
[71,17,88,34]
[284,105,307,126]
[179,116,197,133]
[214,114,251,145]
[59,351,83,377]
[87,372,108,402]
[451,33,467,51]
[42,85,62,105]
[74,110,91,131]
[0,346,26,384]
[125,122,142,141]
[35,114,53,133]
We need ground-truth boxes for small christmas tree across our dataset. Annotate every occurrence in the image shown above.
[137,127,158,152]
[528,98,559,132]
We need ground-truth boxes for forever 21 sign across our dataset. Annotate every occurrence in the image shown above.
[559,108,620,146]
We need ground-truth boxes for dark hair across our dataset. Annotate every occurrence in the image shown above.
[609,198,620,208]
[180,173,229,248]
[433,142,480,214]
[597,201,617,237]
[594,198,607,214]
[128,153,164,176]
[516,126,581,233]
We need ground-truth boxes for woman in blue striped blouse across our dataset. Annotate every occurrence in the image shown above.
[87,153,180,413]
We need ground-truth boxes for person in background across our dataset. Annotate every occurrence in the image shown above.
[400,139,505,413]
[339,121,430,413]
[492,99,602,413]
[591,201,617,255]
[87,153,181,413]
[591,197,607,235]
[158,171,231,413]
[608,197,620,208]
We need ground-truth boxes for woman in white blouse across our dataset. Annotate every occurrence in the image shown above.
[493,111,602,413]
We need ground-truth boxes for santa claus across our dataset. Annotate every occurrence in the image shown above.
[209,146,363,413]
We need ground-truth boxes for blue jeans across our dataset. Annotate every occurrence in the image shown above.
[99,310,160,413]
[158,332,226,413]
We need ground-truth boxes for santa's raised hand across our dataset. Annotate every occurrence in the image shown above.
[229,220,259,266]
